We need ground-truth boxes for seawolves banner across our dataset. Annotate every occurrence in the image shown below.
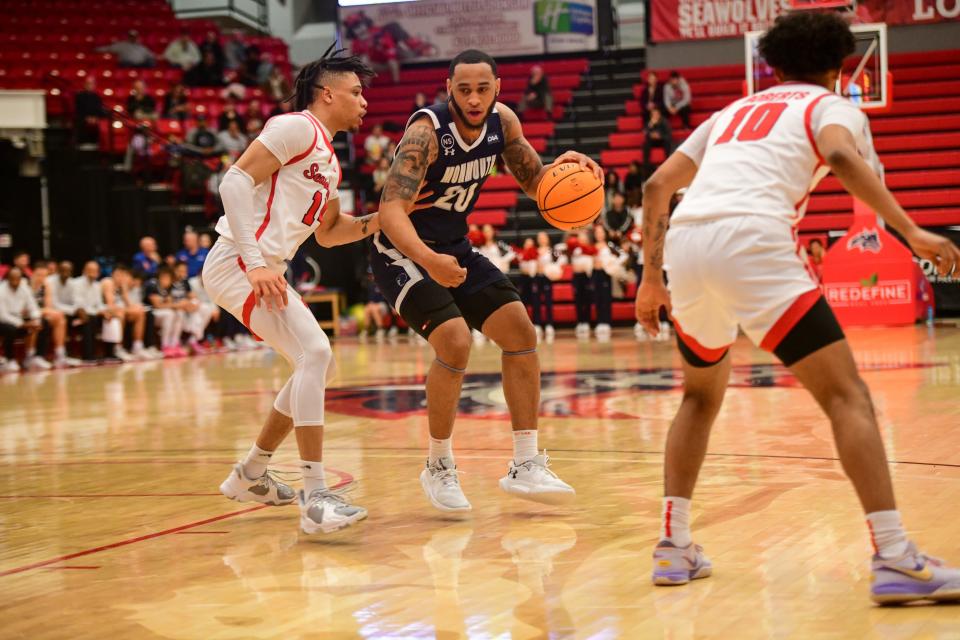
[651,0,959,43]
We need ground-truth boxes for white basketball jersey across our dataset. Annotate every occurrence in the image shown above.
[215,110,341,267]
[671,82,878,226]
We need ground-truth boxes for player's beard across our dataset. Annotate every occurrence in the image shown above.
[449,95,496,132]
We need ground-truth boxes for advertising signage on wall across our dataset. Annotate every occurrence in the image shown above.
[651,0,959,43]
[339,0,598,63]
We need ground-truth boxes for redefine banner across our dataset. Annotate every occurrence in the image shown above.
[339,0,598,63]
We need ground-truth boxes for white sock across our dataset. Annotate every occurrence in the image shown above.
[867,510,909,558]
[240,444,273,479]
[428,436,453,465]
[25,347,36,358]
[55,346,66,358]
[661,497,692,548]
[133,339,144,352]
[512,429,538,463]
[301,459,327,495]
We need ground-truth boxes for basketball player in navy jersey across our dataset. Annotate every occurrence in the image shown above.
[374,49,601,511]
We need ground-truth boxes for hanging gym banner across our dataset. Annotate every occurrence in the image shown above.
[339,0,598,63]
[650,1,960,43]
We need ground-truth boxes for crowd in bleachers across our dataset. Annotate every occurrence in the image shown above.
[0,229,265,375]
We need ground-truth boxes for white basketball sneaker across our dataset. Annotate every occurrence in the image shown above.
[500,451,575,505]
[219,463,297,506]
[299,488,368,534]
[420,457,471,512]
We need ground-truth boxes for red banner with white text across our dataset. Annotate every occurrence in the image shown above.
[651,0,960,43]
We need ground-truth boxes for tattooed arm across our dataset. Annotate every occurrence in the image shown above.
[498,103,602,199]
[634,151,699,336]
[314,196,379,248]
[379,116,467,287]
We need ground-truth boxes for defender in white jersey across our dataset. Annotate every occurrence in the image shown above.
[636,12,960,603]
[203,51,379,534]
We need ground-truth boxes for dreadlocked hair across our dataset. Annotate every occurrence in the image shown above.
[287,44,376,112]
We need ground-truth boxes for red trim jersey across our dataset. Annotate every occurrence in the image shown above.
[214,110,341,266]
[672,83,879,226]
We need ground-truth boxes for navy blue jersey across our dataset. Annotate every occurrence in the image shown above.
[405,102,505,243]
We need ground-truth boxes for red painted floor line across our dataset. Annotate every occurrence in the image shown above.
[0,469,354,578]
[0,505,267,578]
[42,566,101,570]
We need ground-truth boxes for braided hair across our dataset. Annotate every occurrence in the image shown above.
[287,44,376,112]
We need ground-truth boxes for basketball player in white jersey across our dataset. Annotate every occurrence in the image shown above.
[203,50,378,534]
[636,12,960,603]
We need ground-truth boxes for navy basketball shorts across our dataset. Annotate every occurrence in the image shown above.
[369,232,521,338]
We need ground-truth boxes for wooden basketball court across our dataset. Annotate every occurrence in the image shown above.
[2,326,959,638]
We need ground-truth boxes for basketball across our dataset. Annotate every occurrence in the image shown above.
[536,162,604,231]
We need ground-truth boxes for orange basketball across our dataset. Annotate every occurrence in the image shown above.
[536,162,604,231]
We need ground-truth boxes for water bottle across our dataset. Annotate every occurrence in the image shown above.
[926,304,934,328]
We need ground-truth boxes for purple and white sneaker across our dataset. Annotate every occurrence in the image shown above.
[871,542,960,604]
[652,540,712,586]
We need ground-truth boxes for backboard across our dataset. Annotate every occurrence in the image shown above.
[744,21,890,111]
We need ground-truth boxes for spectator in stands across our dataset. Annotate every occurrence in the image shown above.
[185,51,225,87]
[199,232,213,250]
[217,120,248,158]
[163,83,191,121]
[533,231,561,341]
[100,265,141,362]
[664,71,693,129]
[412,92,428,113]
[517,236,539,332]
[263,66,291,103]
[623,160,644,209]
[70,261,116,363]
[133,236,161,276]
[185,114,222,157]
[175,229,209,279]
[244,99,267,137]
[126,269,163,358]
[145,266,186,357]
[570,230,596,337]
[98,30,155,68]
[478,224,516,274]
[217,101,245,132]
[170,261,207,354]
[642,106,673,175]
[164,32,201,72]
[74,76,105,146]
[29,264,82,368]
[223,30,247,71]
[207,155,232,211]
[124,123,154,184]
[198,31,225,75]
[11,251,32,278]
[370,157,390,202]
[639,71,665,124]
[0,267,44,372]
[518,65,553,119]
[807,238,826,282]
[45,260,76,315]
[238,45,269,87]
[593,225,622,339]
[434,89,448,105]
[604,170,624,212]
[126,80,157,120]
[467,224,485,247]
[364,123,391,166]
[602,191,633,242]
